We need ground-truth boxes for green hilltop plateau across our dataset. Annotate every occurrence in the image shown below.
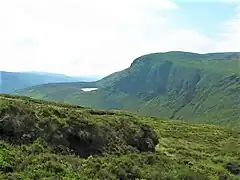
[15,51,240,127]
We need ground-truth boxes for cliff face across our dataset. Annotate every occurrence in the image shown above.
[96,52,240,126]
[15,52,240,126]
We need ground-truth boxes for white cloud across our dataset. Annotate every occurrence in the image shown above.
[0,0,179,76]
[0,0,239,76]
[215,5,240,52]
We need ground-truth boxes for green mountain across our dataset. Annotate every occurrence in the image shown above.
[0,94,239,179]
[15,51,240,127]
[0,71,101,93]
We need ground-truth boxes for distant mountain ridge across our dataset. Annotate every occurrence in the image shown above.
[23,71,102,79]
[15,51,240,127]
[0,71,101,93]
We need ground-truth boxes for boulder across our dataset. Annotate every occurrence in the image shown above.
[226,162,240,175]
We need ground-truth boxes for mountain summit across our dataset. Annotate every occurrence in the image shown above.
[15,51,240,127]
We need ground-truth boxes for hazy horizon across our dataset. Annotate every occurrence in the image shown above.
[0,70,104,78]
[2,50,239,77]
[1,0,240,76]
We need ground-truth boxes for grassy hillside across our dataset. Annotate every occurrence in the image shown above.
[15,51,240,127]
[0,94,239,179]
[0,71,100,93]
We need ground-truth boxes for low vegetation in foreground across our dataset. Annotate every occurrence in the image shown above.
[0,94,239,179]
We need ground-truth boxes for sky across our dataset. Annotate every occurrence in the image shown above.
[0,0,240,76]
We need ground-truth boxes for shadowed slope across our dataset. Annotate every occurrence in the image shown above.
[15,51,240,127]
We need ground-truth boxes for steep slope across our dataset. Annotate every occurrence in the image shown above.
[0,71,101,93]
[0,94,239,179]
[15,51,240,127]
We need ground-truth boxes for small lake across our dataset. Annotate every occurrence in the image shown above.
[81,88,98,92]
